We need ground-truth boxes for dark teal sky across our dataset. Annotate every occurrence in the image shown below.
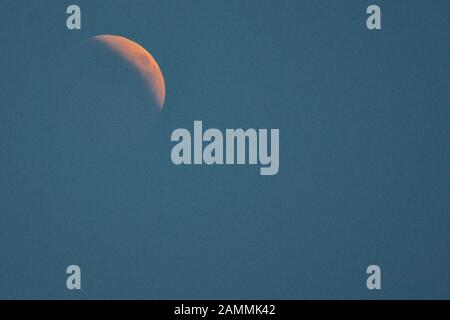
[1,1,449,298]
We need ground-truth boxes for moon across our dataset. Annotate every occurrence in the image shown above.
[89,35,165,111]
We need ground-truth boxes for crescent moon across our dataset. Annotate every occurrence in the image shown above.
[90,35,165,110]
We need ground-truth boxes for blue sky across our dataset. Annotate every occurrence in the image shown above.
[0,1,449,299]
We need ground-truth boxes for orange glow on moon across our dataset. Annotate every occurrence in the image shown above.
[91,35,165,110]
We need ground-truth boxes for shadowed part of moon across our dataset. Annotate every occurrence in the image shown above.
[90,35,165,110]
